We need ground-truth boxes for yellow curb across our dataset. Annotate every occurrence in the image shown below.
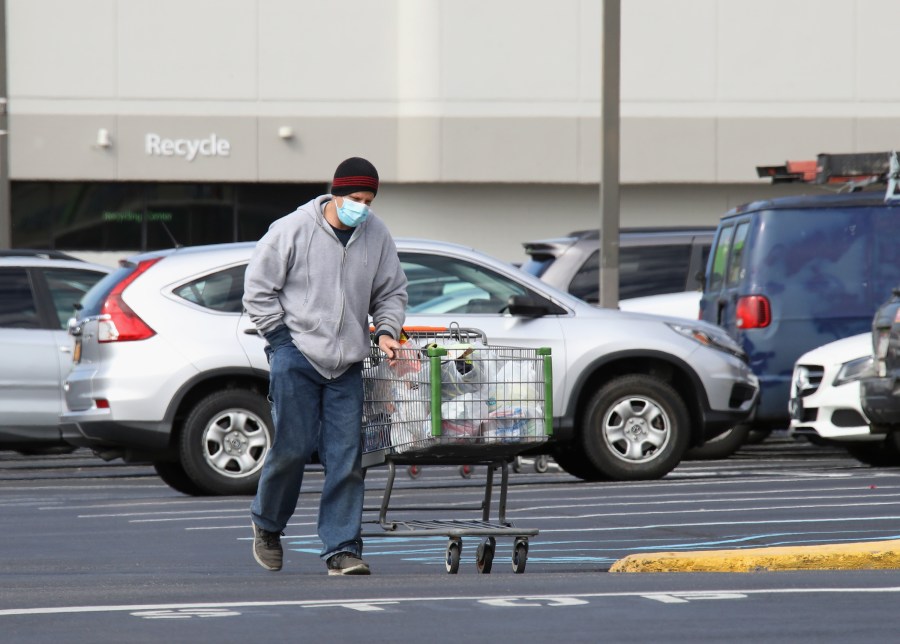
[609,539,900,573]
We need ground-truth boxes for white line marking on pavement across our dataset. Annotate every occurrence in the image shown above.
[3,587,900,617]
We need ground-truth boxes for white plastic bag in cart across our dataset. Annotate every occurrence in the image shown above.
[440,392,488,441]
[484,358,544,441]
[490,359,540,403]
[483,403,544,442]
[438,341,499,399]
[389,373,432,453]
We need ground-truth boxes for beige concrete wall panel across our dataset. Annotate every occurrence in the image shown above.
[9,0,116,98]
[257,117,398,183]
[117,116,257,181]
[621,118,716,183]
[396,0,441,101]
[396,119,441,181]
[441,118,577,183]
[856,119,900,152]
[857,0,900,100]
[118,0,258,99]
[578,117,600,182]
[258,0,398,101]
[441,0,579,100]
[9,115,117,180]
[717,118,855,182]
[577,0,601,102]
[716,0,853,101]
[579,117,716,184]
[622,0,717,101]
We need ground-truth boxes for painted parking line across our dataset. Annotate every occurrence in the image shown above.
[4,587,900,618]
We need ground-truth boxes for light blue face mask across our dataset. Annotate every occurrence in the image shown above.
[336,198,370,227]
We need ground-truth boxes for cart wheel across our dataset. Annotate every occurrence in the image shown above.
[534,455,550,474]
[459,465,473,479]
[446,539,462,574]
[512,457,524,474]
[407,465,421,479]
[512,538,529,574]
[476,537,496,574]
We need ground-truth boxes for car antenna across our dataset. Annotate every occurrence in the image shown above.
[159,221,183,249]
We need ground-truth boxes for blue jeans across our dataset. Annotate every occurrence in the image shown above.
[251,341,365,560]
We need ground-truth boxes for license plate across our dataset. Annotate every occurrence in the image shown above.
[73,339,82,364]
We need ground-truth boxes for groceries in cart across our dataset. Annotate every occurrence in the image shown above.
[362,326,551,457]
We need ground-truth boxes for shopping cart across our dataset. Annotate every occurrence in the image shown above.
[361,325,552,574]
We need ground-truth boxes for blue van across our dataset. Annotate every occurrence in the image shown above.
[699,191,900,432]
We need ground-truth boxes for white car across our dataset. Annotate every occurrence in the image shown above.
[789,333,875,443]
[619,291,700,320]
[0,252,111,454]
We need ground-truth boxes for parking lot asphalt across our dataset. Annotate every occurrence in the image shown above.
[610,538,900,573]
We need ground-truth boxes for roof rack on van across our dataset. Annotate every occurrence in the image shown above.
[756,151,900,202]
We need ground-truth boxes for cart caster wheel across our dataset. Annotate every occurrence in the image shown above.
[512,538,528,574]
[512,457,524,474]
[446,539,462,574]
[407,465,421,479]
[459,465,473,479]
[534,455,549,474]
[476,537,496,574]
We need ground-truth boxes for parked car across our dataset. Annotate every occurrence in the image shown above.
[0,252,111,454]
[521,227,714,303]
[700,189,900,435]
[789,333,879,456]
[61,240,758,495]
[619,290,700,320]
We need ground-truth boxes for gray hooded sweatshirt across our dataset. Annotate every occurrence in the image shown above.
[243,195,408,378]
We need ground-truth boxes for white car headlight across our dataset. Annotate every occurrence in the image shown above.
[667,323,746,360]
[833,355,875,387]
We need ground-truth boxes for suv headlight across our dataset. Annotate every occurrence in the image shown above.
[667,322,746,360]
[833,355,875,387]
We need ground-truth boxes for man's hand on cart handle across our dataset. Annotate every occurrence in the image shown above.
[378,334,402,362]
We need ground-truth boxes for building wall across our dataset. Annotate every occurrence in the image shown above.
[7,0,900,259]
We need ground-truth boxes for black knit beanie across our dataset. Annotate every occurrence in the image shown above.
[331,157,379,196]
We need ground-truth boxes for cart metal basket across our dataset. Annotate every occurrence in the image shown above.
[360,325,552,573]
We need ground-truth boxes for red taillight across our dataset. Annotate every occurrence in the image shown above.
[736,295,771,329]
[98,258,162,343]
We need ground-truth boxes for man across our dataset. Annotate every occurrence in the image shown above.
[243,157,407,575]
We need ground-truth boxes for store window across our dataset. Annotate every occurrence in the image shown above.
[11,181,324,252]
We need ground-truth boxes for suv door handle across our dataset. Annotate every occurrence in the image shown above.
[243,328,260,335]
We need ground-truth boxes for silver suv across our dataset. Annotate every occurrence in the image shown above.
[0,251,111,454]
[62,240,758,495]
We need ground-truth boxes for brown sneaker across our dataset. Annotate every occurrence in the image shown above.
[251,522,283,571]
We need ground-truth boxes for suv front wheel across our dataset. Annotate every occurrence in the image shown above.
[178,389,273,495]
[579,375,690,480]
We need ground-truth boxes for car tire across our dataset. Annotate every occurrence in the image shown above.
[153,461,209,496]
[845,438,900,467]
[579,374,690,480]
[178,388,273,496]
[552,444,608,481]
[683,424,751,461]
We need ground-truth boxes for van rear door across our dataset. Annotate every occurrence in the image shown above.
[701,219,753,333]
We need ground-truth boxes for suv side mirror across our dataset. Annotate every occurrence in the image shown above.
[507,294,564,318]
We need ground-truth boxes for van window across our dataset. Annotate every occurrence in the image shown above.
[707,223,735,292]
[726,222,751,287]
